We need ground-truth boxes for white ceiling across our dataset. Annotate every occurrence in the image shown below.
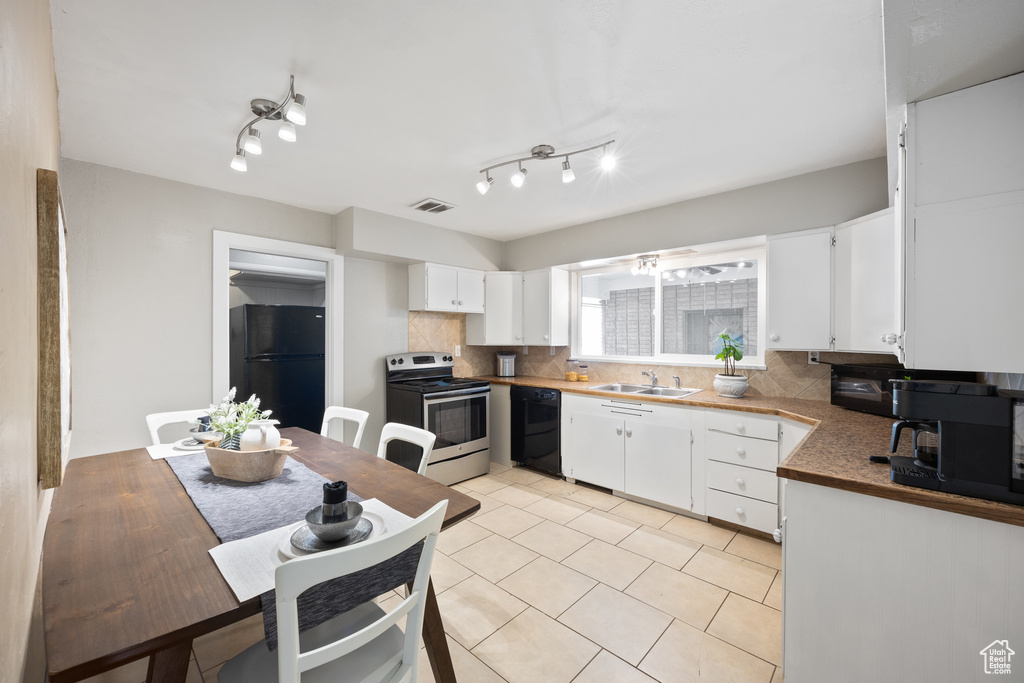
[51,0,889,241]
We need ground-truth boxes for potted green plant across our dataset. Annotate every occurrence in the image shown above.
[713,332,749,397]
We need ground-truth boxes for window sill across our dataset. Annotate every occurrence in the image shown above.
[573,355,767,372]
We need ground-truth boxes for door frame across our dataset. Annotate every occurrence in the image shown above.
[212,230,343,413]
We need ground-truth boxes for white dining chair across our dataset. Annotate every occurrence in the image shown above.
[217,500,448,683]
[376,423,436,476]
[145,409,208,446]
[320,406,370,450]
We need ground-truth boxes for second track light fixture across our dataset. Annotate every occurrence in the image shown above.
[476,139,615,194]
[231,75,307,173]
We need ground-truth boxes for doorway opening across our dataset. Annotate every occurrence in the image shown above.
[212,231,343,433]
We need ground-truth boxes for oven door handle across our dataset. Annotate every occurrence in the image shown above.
[423,388,491,401]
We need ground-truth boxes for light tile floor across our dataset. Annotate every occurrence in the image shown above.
[82,463,783,683]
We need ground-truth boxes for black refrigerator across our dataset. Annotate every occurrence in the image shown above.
[229,304,325,433]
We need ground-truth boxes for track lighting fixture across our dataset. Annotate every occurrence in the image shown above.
[476,172,494,195]
[476,139,615,193]
[631,254,658,276]
[510,164,527,188]
[562,157,575,183]
[242,128,262,155]
[230,75,307,172]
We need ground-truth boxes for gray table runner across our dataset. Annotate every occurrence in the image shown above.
[165,453,362,543]
[166,452,420,650]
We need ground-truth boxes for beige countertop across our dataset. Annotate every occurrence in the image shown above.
[477,375,1024,528]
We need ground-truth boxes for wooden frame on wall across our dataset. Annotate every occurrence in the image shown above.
[37,168,72,489]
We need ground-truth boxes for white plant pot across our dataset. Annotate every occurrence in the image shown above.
[714,374,749,398]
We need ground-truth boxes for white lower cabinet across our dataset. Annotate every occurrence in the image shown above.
[705,408,781,534]
[564,394,699,512]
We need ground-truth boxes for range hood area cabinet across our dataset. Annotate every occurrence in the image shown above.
[408,263,485,313]
[903,72,1024,373]
[466,267,569,346]
[766,209,902,356]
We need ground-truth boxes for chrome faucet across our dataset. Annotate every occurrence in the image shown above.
[641,369,658,386]
[673,375,681,389]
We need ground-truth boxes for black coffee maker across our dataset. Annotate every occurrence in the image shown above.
[889,379,1024,506]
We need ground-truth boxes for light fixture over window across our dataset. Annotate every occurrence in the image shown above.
[631,254,658,276]
[230,75,307,172]
[477,139,615,193]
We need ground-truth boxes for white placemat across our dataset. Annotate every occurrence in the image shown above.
[146,442,199,459]
[209,498,413,602]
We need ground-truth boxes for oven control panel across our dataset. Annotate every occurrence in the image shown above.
[386,352,454,370]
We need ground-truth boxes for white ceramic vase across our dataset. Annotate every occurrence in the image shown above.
[239,419,282,451]
[714,374,749,398]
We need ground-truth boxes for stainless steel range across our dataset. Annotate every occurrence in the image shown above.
[384,352,490,485]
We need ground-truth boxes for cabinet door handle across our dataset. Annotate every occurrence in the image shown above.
[458,300,463,306]
[451,299,457,305]
[735,477,745,486]
[616,426,623,435]
[543,334,549,340]
[770,333,780,342]
[735,507,745,516]
[625,429,632,438]
[736,447,746,457]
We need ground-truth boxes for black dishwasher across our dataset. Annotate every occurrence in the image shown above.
[511,385,561,475]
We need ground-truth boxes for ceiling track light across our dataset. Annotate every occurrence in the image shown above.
[476,139,615,193]
[632,254,658,276]
[230,74,307,172]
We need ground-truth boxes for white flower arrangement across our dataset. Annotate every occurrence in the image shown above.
[199,387,272,450]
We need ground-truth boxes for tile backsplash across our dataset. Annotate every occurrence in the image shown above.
[409,312,896,401]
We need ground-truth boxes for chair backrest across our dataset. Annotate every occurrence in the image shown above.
[376,423,436,476]
[320,406,370,450]
[275,500,448,683]
[145,409,208,446]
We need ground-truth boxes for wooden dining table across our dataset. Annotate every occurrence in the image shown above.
[42,427,481,683]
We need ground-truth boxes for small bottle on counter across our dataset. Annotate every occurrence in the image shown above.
[565,359,579,382]
[577,364,589,382]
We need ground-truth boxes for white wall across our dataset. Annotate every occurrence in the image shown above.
[336,206,504,271]
[505,158,888,270]
[61,159,335,457]
[0,0,61,679]
[342,257,409,453]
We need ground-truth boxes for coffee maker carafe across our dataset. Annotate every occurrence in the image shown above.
[888,379,1024,506]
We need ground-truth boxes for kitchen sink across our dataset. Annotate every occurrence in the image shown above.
[590,383,649,393]
[589,383,701,399]
[636,387,701,398]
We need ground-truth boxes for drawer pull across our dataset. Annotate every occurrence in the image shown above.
[735,477,745,486]
[736,423,745,433]
[735,507,745,516]
[736,447,746,457]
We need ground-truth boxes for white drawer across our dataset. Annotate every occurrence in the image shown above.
[706,430,779,472]
[706,489,779,535]
[706,410,779,441]
[708,460,778,504]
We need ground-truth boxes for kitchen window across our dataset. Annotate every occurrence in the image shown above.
[575,250,766,368]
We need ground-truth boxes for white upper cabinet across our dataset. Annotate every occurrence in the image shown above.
[905,73,1024,372]
[466,271,523,345]
[522,267,569,346]
[408,263,485,314]
[834,207,902,354]
[767,227,833,351]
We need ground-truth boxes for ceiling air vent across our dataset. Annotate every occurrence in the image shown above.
[412,198,456,214]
